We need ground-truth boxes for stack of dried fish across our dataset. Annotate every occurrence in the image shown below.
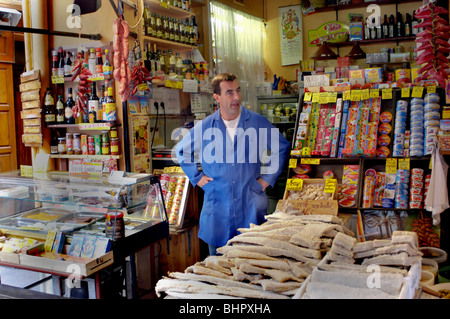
[155,210,355,299]
[296,231,421,299]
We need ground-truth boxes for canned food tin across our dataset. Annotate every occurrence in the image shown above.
[88,136,95,155]
[105,211,125,240]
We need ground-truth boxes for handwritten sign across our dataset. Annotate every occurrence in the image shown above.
[301,158,320,165]
[386,158,398,175]
[286,178,303,191]
[289,158,298,169]
[398,158,410,171]
[324,179,337,194]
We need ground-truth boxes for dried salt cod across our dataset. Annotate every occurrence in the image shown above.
[289,223,338,249]
[156,278,289,299]
[226,249,279,261]
[231,267,264,282]
[236,231,291,242]
[303,281,397,299]
[186,264,232,279]
[361,252,422,267]
[168,272,261,291]
[233,257,291,271]
[252,279,303,292]
[227,235,322,259]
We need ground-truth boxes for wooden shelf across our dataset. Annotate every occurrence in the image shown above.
[328,36,416,48]
[314,0,422,13]
[145,0,195,18]
[143,36,197,51]
[48,123,119,131]
[51,154,122,160]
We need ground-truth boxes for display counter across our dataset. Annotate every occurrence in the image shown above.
[0,170,169,298]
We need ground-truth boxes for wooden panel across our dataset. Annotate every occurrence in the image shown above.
[0,63,17,172]
[0,32,15,63]
[0,112,10,146]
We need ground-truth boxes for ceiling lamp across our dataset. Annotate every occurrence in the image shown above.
[347,41,366,59]
[311,41,338,60]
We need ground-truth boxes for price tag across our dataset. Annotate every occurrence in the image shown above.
[160,0,169,8]
[51,76,64,84]
[290,150,301,156]
[312,93,320,103]
[304,92,312,102]
[386,158,398,175]
[138,83,149,91]
[382,88,393,100]
[370,89,379,99]
[343,90,351,101]
[398,158,410,171]
[411,86,424,98]
[319,93,329,104]
[401,88,410,98]
[301,147,311,157]
[324,179,337,194]
[301,158,320,165]
[361,89,370,100]
[289,158,298,169]
[427,86,437,94]
[328,92,338,103]
[351,90,361,101]
[20,165,33,178]
[286,178,303,191]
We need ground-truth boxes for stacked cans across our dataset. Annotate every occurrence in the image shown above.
[410,168,424,209]
[410,98,425,157]
[374,172,386,207]
[362,169,377,208]
[393,100,408,157]
[395,169,410,209]
[423,174,431,207]
[168,176,186,224]
[424,93,441,155]
[382,174,396,208]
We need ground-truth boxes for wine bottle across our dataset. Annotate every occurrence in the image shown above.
[88,82,99,123]
[65,88,75,124]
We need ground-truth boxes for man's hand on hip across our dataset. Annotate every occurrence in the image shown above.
[198,175,214,188]
[257,178,270,192]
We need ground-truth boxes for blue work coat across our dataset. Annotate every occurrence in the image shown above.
[176,106,290,247]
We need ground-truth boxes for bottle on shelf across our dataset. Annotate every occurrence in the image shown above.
[185,18,192,45]
[174,19,180,42]
[50,130,59,155]
[169,17,175,42]
[156,14,163,39]
[143,7,149,36]
[88,82,99,123]
[103,49,112,75]
[65,88,75,124]
[412,11,419,35]
[56,95,65,124]
[163,16,170,40]
[382,14,389,39]
[58,47,65,77]
[375,16,382,40]
[98,84,105,122]
[95,48,103,74]
[175,53,183,75]
[149,11,156,37]
[364,22,370,40]
[52,50,59,77]
[192,16,198,45]
[396,12,404,37]
[102,84,109,122]
[388,14,396,38]
[145,44,152,72]
[104,87,117,124]
[160,50,167,74]
[64,51,72,77]
[179,19,186,44]
[155,48,161,72]
[44,88,56,127]
[167,49,175,74]
[88,48,96,74]
[405,13,412,37]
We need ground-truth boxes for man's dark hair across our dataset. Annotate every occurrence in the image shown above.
[212,73,237,95]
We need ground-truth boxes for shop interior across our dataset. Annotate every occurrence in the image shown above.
[0,0,449,300]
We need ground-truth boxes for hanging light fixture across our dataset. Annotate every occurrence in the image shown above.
[347,41,366,59]
[311,41,339,60]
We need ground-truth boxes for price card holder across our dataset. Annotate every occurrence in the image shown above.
[286,178,303,191]
[312,93,320,103]
[382,88,393,100]
[411,86,424,98]
[427,86,437,94]
[324,179,337,194]
[386,158,398,175]
[304,92,312,102]
[301,158,320,165]
[289,158,298,169]
[370,89,379,99]
[319,93,329,104]
[398,158,410,171]
[343,90,351,101]
[351,90,361,102]
[401,88,410,98]
[302,147,312,157]
[361,89,370,100]
[328,92,338,103]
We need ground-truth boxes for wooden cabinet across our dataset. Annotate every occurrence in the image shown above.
[0,32,15,63]
[0,63,17,172]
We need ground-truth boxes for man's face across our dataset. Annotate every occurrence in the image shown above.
[214,79,241,120]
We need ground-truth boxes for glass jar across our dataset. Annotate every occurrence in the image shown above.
[66,133,74,155]
[58,137,66,154]
[110,137,120,155]
[73,133,81,155]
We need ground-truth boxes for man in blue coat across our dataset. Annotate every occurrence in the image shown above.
[176,73,291,255]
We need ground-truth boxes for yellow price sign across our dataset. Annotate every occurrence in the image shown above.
[160,1,169,8]
[382,88,393,100]
[411,86,424,98]
[427,86,437,94]
[312,93,320,103]
[286,178,303,191]
[319,93,329,104]
[289,158,298,169]
[361,89,370,100]
[290,150,301,156]
[324,179,337,194]
[343,90,351,101]
[302,147,312,157]
[20,165,33,178]
[370,89,379,99]
[328,92,338,103]
[398,158,410,171]
[401,88,410,98]
[304,92,312,102]
[351,90,361,101]
[301,158,320,165]
[386,158,398,175]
